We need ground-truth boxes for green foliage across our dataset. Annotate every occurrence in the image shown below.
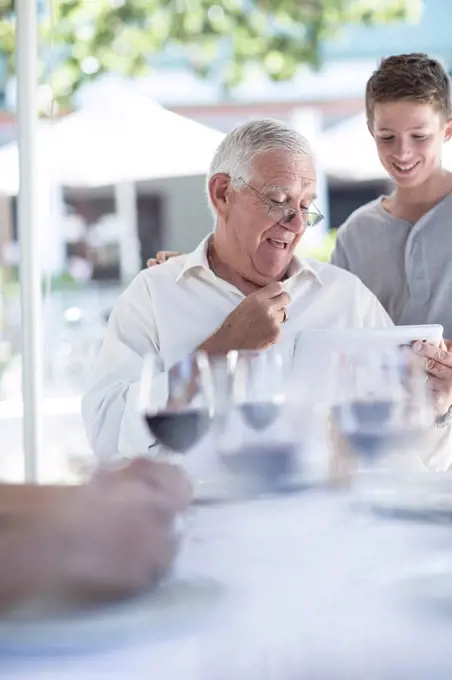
[0,266,81,293]
[0,0,421,107]
[297,229,337,262]
[0,0,12,16]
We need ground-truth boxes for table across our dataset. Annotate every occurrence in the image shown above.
[2,490,452,679]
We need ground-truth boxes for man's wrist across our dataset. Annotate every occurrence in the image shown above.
[0,484,75,521]
[198,328,232,355]
[0,509,78,609]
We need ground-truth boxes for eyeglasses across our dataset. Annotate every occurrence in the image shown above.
[238,178,324,229]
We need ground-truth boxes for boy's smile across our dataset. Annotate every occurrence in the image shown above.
[370,100,452,188]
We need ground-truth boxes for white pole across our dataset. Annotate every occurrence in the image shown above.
[290,108,330,251]
[115,181,142,284]
[16,0,42,482]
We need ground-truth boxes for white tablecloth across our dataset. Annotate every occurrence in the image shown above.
[2,490,452,679]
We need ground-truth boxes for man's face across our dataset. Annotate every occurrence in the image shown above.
[220,149,317,283]
[370,100,452,188]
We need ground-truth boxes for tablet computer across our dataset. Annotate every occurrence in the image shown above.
[295,324,443,352]
[292,325,444,402]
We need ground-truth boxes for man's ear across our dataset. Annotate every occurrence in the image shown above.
[208,173,232,217]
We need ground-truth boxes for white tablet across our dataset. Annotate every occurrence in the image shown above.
[292,325,444,402]
[296,324,443,352]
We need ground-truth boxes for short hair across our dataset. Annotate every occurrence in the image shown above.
[366,53,452,124]
[207,118,313,216]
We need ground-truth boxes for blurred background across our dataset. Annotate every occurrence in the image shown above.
[0,0,450,482]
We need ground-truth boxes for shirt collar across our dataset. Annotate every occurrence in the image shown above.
[175,235,212,282]
[284,256,323,287]
[175,233,323,287]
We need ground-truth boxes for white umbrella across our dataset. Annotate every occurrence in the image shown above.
[319,111,452,182]
[0,84,224,281]
[0,84,224,193]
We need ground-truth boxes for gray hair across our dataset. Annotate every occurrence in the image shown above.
[206,118,314,217]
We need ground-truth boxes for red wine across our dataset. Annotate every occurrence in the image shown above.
[339,400,393,427]
[333,402,420,459]
[220,443,296,488]
[342,429,422,459]
[145,410,211,453]
[241,402,280,430]
[343,431,395,458]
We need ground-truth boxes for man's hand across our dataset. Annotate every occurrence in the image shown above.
[147,251,181,268]
[413,339,452,415]
[200,282,290,354]
[62,459,192,599]
[93,457,192,513]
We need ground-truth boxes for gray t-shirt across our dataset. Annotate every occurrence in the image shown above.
[330,193,452,337]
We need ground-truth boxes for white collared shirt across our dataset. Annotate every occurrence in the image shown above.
[82,235,392,458]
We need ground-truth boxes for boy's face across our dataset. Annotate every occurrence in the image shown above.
[369,100,452,188]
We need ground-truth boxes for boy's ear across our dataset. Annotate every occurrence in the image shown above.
[367,120,375,138]
[445,118,452,142]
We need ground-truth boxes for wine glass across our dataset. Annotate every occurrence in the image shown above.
[138,351,214,455]
[233,349,286,430]
[216,348,300,494]
[329,346,435,504]
[331,348,433,455]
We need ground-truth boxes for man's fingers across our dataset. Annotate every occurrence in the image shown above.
[147,252,180,267]
[428,374,444,393]
[138,460,192,512]
[414,342,452,383]
[444,338,452,353]
[93,458,192,514]
[277,309,287,325]
[424,358,452,380]
[413,341,452,367]
[255,285,290,323]
[413,341,452,375]
[269,291,291,311]
[259,283,290,308]
[259,281,286,299]
[156,251,180,263]
[427,375,450,413]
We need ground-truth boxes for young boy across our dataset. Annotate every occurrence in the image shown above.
[331,53,452,337]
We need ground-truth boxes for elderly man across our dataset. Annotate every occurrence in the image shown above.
[82,118,397,458]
